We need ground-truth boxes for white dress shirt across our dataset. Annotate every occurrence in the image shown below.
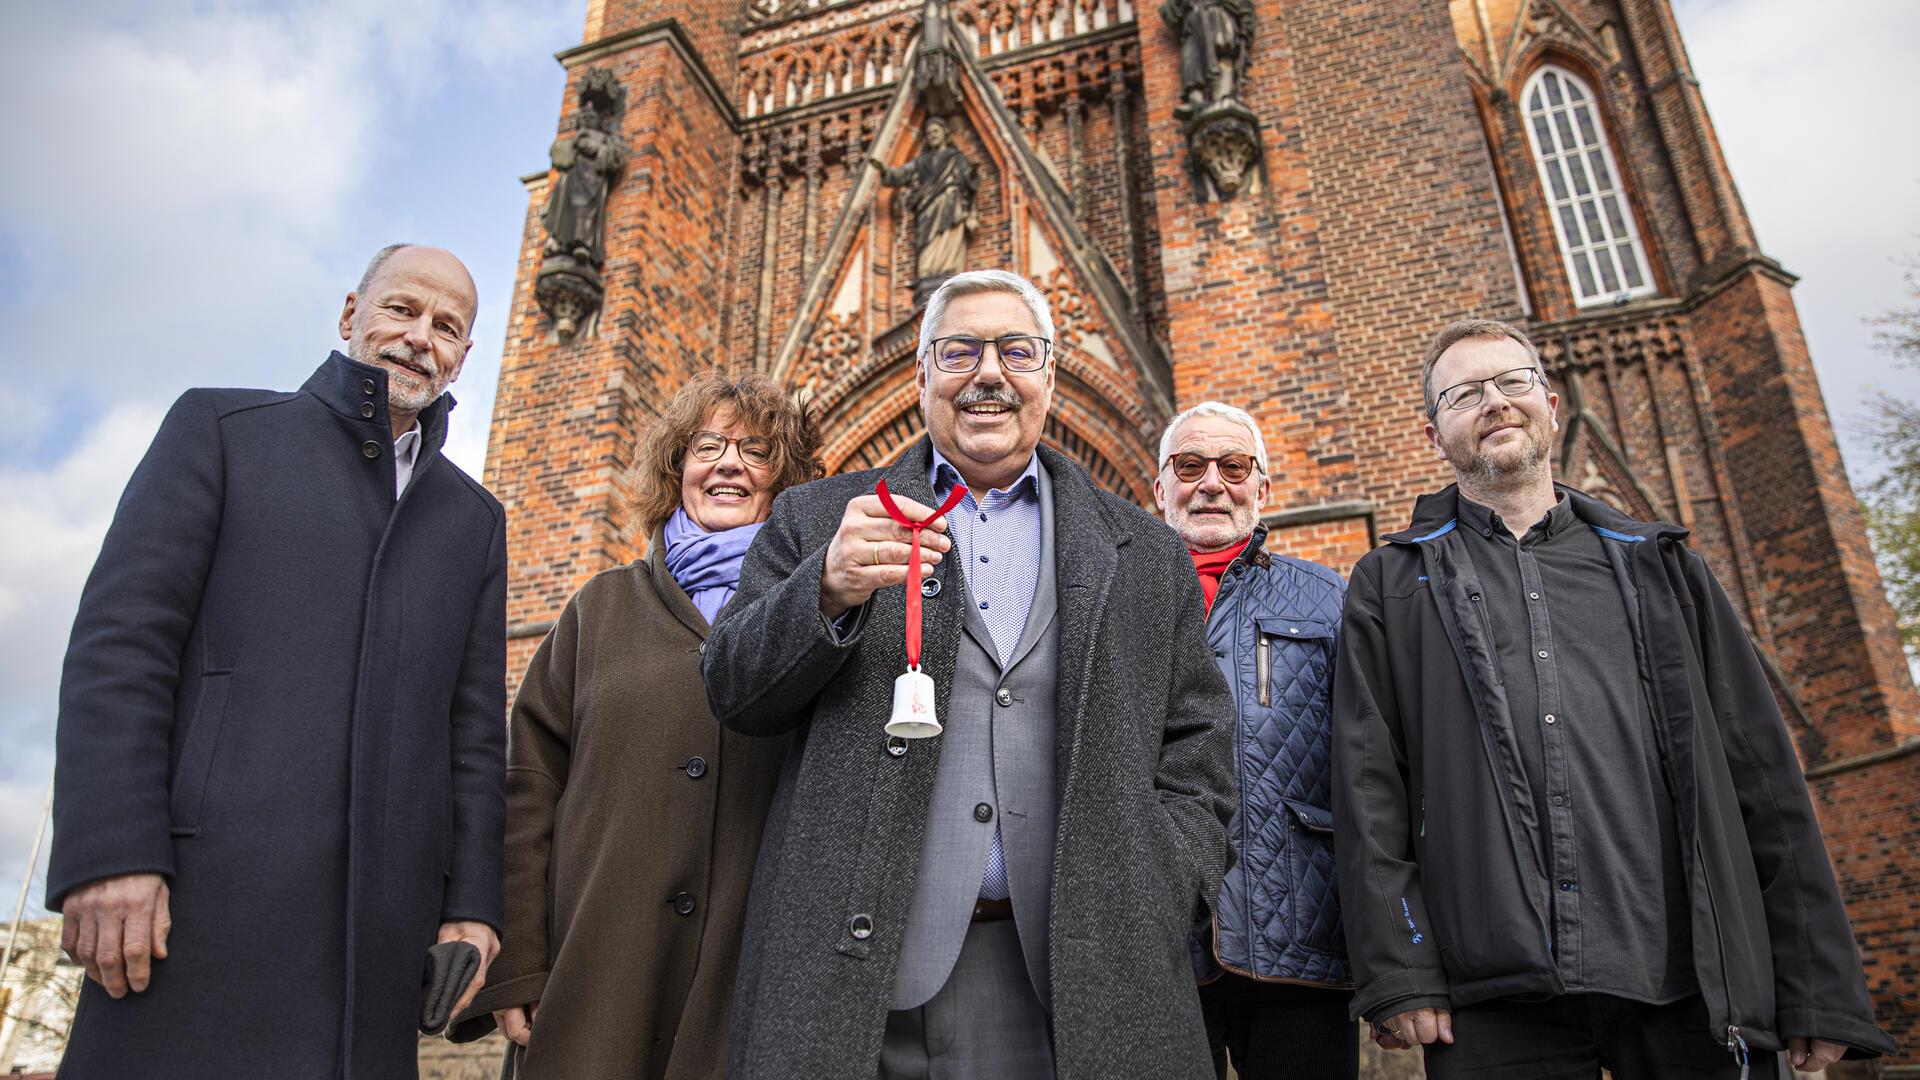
[394,423,421,497]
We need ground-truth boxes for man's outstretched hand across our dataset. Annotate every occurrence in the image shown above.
[62,872,171,997]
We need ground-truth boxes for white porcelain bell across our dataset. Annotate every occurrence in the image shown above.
[886,667,942,739]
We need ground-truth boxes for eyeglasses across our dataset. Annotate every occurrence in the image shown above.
[924,334,1053,374]
[688,431,773,467]
[1164,452,1262,484]
[1430,366,1547,416]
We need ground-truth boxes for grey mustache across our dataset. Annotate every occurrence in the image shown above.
[954,386,1022,409]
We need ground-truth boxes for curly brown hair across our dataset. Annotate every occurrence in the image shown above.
[629,370,823,536]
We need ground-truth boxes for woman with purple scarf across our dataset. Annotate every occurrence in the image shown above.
[453,372,820,1079]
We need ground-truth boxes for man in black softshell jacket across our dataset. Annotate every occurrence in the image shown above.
[1331,318,1893,1077]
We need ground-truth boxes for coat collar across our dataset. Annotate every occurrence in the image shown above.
[1382,482,1685,545]
[647,529,712,639]
[304,350,455,461]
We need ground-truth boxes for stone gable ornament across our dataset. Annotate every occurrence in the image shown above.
[1161,0,1262,201]
[537,68,628,342]
[913,0,965,118]
[872,116,979,306]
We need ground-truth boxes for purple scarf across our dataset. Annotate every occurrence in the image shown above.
[663,508,764,624]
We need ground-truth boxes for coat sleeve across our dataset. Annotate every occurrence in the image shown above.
[453,577,583,1039]
[441,510,508,932]
[1331,557,1451,1022]
[1687,552,1895,1057]
[47,391,226,909]
[703,488,861,736]
[1154,560,1238,932]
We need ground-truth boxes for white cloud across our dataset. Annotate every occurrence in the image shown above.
[1673,0,1920,482]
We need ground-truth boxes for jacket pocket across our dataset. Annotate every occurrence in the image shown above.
[1253,618,1335,714]
[169,671,232,836]
[1279,797,1343,955]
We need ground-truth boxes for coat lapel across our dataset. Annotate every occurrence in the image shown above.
[1038,446,1122,780]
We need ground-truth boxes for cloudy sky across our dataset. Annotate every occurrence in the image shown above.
[1,0,1915,917]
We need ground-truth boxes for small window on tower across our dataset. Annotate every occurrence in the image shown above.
[1522,65,1657,307]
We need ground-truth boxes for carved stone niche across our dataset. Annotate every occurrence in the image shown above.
[537,67,628,343]
[1161,0,1262,201]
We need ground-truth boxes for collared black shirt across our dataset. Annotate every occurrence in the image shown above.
[1457,492,1694,1005]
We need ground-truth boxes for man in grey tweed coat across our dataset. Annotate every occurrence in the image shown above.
[702,269,1236,1079]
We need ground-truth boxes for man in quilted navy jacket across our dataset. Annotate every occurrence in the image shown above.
[1155,402,1355,1080]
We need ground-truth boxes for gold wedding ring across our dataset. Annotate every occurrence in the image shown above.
[870,542,881,566]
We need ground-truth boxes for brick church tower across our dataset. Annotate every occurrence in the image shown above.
[480,0,1919,1060]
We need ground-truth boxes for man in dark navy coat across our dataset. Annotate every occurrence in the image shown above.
[47,244,508,1078]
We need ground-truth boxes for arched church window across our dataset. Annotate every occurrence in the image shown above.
[1522,65,1656,307]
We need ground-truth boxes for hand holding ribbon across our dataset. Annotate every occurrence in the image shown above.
[874,479,968,669]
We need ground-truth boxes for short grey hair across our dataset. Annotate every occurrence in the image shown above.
[356,242,419,295]
[917,269,1057,359]
[1157,401,1269,475]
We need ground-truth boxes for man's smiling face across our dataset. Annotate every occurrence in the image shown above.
[1154,413,1270,553]
[339,246,476,416]
[917,288,1055,489]
[1424,335,1558,485]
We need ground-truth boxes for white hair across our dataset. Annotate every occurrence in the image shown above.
[1157,401,1270,474]
[917,269,1057,358]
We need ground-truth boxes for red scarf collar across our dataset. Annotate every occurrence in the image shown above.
[1190,536,1253,615]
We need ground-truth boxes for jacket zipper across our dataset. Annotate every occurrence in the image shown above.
[1256,635,1271,707]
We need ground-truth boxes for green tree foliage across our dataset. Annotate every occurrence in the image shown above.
[1864,259,1920,651]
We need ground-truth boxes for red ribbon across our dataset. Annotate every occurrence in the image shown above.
[875,479,968,669]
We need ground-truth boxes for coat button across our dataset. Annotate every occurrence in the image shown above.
[360,402,375,418]
[974,802,993,823]
[885,735,909,758]
[684,756,707,778]
[848,913,874,940]
[672,892,696,916]
[995,688,1012,707]
[363,378,376,395]
[921,577,942,598]
[361,440,381,459]
[1469,593,1481,602]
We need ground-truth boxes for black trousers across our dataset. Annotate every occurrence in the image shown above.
[1423,993,1757,1079]
[1199,973,1357,1080]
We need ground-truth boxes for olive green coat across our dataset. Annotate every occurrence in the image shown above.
[451,540,790,1078]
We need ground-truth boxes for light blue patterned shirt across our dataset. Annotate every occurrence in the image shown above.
[931,446,1043,901]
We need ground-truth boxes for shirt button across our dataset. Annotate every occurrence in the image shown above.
[980,601,989,610]
[684,756,707,778]
[361,441,381,459]
[979,513,988,522]
[974,803,994,823]
[1537,650,1549,659]
[885,735,909,758]
[672,892,696,916]
[848,913,874,940]
[980,555,990,564]
[996,688,1012,707]
[1544,713,1556,725]
[359,402,375,418]
[363,378,376,394]
[1552,794,1566,806]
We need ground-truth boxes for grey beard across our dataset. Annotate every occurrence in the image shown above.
[348,338,442,411]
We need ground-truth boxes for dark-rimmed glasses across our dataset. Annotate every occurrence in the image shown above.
[688,430,773,467]
[1430,366,1547,416]
[1164,452,1262,484]
[924,334,1053,374]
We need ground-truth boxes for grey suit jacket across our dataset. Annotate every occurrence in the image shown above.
[893,464,1059,1010]
[703,438,1236,1080]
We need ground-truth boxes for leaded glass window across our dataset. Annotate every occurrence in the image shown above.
[1522,66,1656,306]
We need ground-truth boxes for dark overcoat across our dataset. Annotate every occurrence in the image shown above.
[48,352,507,1079]
[451,540,792,1078]
[701,439,1238,1079]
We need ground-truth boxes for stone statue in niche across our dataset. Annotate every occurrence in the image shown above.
[1161,0,1262,201]
[871,116,978,306]
[536,68,628,342]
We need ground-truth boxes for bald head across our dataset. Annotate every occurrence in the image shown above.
[339,245,479,435]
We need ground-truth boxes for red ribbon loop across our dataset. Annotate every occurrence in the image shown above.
[875,479,968,668]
